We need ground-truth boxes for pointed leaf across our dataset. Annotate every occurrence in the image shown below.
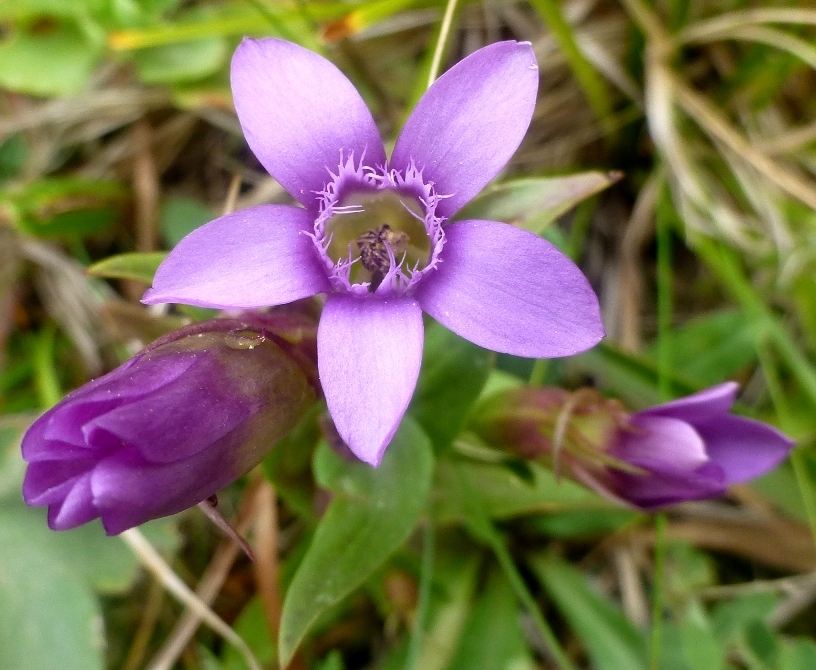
[410,322,490,450]
[87,252,167,284]
[529,553,648,670]
[456,171,622,233]
[279,417,433,665]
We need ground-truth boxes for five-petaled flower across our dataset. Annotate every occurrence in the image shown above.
[143,38,605,465]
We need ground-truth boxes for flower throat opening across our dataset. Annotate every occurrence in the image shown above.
[324,190,432,292]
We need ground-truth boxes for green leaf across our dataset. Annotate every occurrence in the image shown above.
[132,37,228,84]
[448,569,536,670]
[222,597,276,670]
[529,553,648,670]
[522,508,639,538]
[278,418,434,665]
[0,20,102,96]
[410,322,491,450]
[710,593,779,645]
[680,603,726,670]
[780,638,816,670]
[644,310,756,386]
[571,341,700,409]
[160,196,216,248]
[0,508,104,670]
[86,251,167,283]
[4,178,126,239]
[434,457,605,524]
[456,171,622,233]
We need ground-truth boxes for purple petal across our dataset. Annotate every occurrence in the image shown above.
[610,461,726,509]
[318,295,423,466]
[615,415,709,469]
[231,38,386,209]
[640,382,738,424]
[23,459,96,506]
[696,415,794,484]
[415,220,604,357]
[142,205,330,309]
[391,41,538,219]
[92,439,244,535]
[85,358,253,464]
[47,473,97,530]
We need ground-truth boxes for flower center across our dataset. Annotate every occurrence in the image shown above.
[312,158,445,296]
[324,190,431,291]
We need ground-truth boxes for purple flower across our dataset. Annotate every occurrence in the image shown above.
[597,382,794,508]
[143,39,604,465]
[22,315,318,534]
[475,382,793,509]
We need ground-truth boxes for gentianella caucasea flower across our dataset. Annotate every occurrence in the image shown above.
[22,314,319,534]
[473,382,793,509]
[143,38,605,465]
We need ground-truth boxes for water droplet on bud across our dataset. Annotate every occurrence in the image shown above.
[225,329,266,350]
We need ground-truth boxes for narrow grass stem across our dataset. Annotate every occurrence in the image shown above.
[649,513,668,670]
[426,0,459,88]
[487,528,578,670]
[791,450,816,560]
[121,529,262,670]
[33,325,61,409]
[655,182,673,402]
[405,513,435,670]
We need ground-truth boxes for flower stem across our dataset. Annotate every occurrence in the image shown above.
[649,512,668,670]
[655,181,673,402]
[426,0,460,88]
[791,450,816,558]
[405,513,435,670]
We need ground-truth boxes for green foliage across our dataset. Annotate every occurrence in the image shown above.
[457,171,621,233]
[86,251,167,283]
[279,418,434,665]
[3,0,814,667]
[531,553,649,670]
[410,322,491,451]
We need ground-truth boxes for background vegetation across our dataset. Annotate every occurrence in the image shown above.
[1,0,816,669]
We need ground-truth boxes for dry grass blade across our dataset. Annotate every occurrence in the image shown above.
[677,8,816,45]
[681,24,816,70]
[147,481,263,670]
[121,528,262,670]
[668,73,816,213]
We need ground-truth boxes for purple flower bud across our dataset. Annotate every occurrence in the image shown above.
[22,313,319,534]
[473,383,794,509]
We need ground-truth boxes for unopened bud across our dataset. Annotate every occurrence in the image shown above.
[22,312,319,534]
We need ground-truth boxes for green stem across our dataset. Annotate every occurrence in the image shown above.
[695,237,816,407]
[529,0,615,137]
[791,450,816,558]
[649,513,667,670]
[529,358,550,386]
[488,531,578,670]
[244,0,299,41]
[656,183,673,402]
[33,325,61,409]
[405,514,435,670]
[426,0,460,87]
